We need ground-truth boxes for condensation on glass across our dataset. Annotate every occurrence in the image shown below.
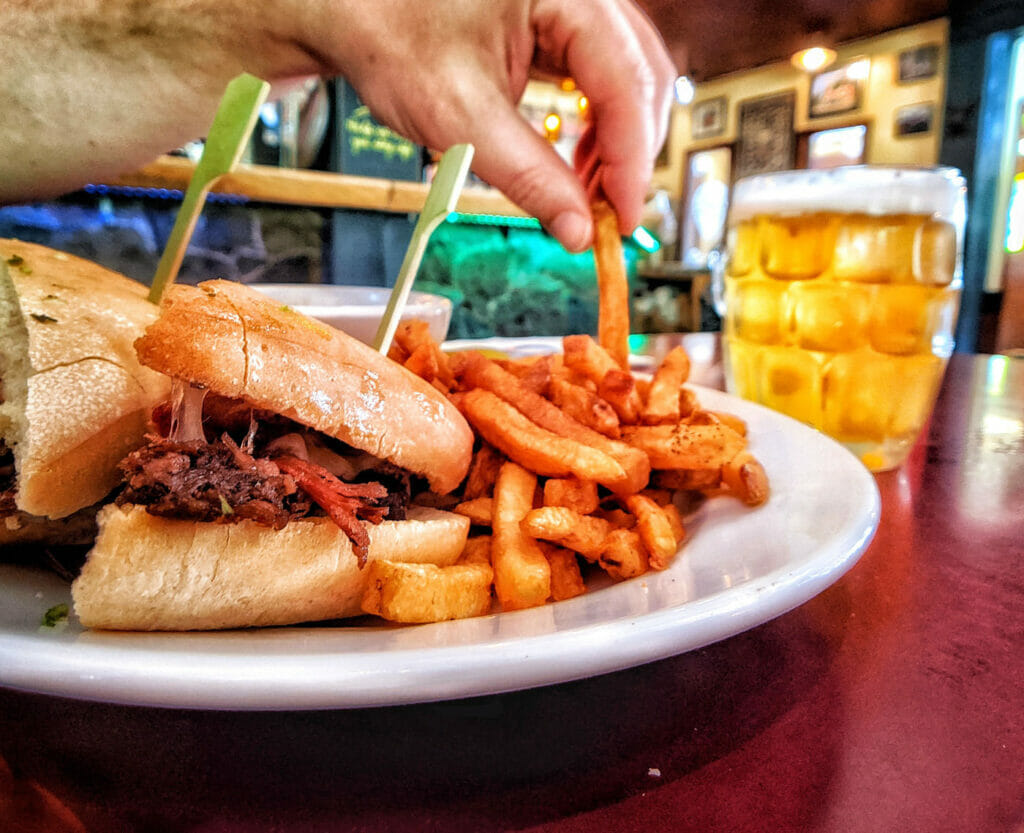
[717,166,966,471]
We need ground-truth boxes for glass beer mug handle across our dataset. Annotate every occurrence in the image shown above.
[708,246,728,318]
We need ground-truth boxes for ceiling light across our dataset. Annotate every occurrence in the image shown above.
[791,46,837,72]
[674,75,695,105]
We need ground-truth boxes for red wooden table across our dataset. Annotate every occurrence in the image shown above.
[2,341,1022,833]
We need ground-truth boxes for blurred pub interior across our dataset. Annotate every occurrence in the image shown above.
[1,0,1022,351]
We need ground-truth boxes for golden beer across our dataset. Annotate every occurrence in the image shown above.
[719,167,965,471]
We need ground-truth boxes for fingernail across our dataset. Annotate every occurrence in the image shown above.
[549,211,592,253]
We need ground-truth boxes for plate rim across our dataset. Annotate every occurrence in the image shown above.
[0,382,880,710]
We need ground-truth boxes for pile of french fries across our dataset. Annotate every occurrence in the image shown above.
[359,201,769,625]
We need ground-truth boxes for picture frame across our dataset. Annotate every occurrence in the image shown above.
[691,96,727,140]
[808,58,870,119]
[680,145,733,267]
[897,44,940,83]
[734,91,795,181]
[806,124,868,169]
[894,102,934,137]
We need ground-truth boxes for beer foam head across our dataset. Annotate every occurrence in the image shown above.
[730,166,966,222]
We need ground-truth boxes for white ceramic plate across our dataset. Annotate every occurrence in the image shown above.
[0,386,879,710]
[442,335,659,372]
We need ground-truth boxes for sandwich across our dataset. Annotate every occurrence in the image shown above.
[0,239,169,547]
[71,279,474,630]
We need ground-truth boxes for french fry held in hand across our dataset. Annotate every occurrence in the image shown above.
[591,199,631,371]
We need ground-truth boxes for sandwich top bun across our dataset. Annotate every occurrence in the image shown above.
[73,504,471,630]
[135,280,473,495]
[0,239,169,521]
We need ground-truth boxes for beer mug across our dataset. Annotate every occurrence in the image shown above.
[714,166,966,471]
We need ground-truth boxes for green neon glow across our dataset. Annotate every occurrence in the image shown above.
[446,211,662,254]
[446,212,542,229]
[630,226,661,253]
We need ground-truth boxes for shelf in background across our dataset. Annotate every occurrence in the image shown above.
[104,155,528,218]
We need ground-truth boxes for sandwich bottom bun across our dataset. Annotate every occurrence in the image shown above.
[72,505,471,631]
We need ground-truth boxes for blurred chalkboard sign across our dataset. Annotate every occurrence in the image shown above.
[332,80,422,181]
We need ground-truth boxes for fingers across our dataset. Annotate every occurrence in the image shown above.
[536,0,676,233]
[615,0,676,154]
[573,126,602,202]
[466,95,595,252]
[300,0,674,250]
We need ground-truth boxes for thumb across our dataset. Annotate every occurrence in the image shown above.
[466,103,593,253]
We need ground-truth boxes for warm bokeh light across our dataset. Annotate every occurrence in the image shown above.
[791,46,837,72]
[577,94,589,114]
[543,111,561,142]
[560,77,576,92]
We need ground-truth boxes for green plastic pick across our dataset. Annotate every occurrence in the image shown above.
[372,143,475,353]
[148,73,270,304]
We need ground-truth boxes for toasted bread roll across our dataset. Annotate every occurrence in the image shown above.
[73,505,470,630]
[0,239,169,521]
[135,280,472,495]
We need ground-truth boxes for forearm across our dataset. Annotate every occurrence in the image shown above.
[0,0,319,204]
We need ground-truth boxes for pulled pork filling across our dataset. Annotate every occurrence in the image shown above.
[118,391,411,565]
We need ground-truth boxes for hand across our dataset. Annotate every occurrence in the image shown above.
[307,0,676,251]
[1,0,675,253]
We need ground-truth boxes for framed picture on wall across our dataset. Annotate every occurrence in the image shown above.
[680,146,733,266]
[806,124,868,168]
[897,44,940,83]
[691,96,727,140]
[808,58,871,118]
[734,91,795,181]
[895,102,934,137]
